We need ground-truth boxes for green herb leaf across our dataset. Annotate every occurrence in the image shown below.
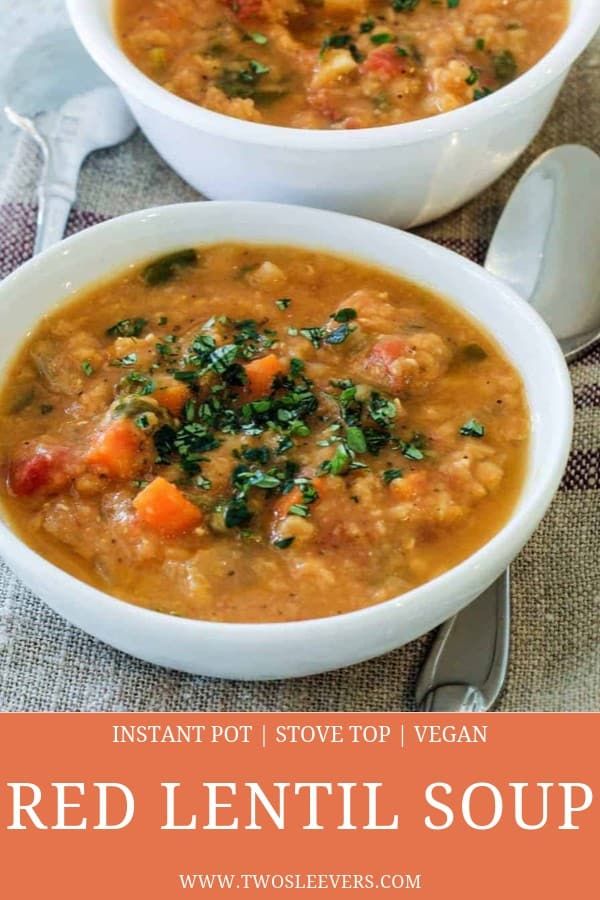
[246,31,268,45]
[81,360,94,377]
[224,498,253,528]
[276,298,292,310]
[332,307,357,323]
[493,49,517,82]
[447,0,460,8]
[142,249,198,286]
[106,317,148,338]
[371,33,394,46]
[383,468,403,484]
[288,503,309,517]
[346,426,367,454]
[360,17,375,33]
[465,66,479,86]
[392,0,420,10]
[459,418,485,438]
[274,537,294,549]
[325,323,354,345]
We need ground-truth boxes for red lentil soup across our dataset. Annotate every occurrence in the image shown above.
[0,244,528,622]
[115,0,568,129]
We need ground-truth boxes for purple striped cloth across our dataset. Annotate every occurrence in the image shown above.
[0,39,598,710]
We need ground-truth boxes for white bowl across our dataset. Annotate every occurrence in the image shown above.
[0,202,572,679]
[67,0,599,226]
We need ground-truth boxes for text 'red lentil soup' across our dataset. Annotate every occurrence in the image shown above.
[0,245,528,622]
[115,0,568,129]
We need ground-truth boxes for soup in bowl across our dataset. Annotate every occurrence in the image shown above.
[0,203,572,677]
[115,0,569,130]
[67,0,600,225]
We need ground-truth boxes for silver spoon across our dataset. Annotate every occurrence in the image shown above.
[3,28,137,254]
[416,144,600,712]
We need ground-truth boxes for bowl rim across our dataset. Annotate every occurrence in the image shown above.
[0,201,574,645]
[66,0,600,150]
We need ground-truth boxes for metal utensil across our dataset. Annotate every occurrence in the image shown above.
[416,145,600,712]
[3,27,136,254]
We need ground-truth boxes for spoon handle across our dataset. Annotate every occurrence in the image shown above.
[415,569,511,711]
[33,138,79,256]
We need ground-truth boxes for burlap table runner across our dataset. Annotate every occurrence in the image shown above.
[0,39,598,711]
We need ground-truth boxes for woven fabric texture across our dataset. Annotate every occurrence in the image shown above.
[0,37,598,711]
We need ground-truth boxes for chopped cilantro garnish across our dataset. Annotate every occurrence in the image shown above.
[447,0,460,8]
[142,249,198,286]
[392,0,420,10]
[465,66,479,86]
[111,353,138,367]
[493,50,517,82]
[194,474,212,490]
[320,33,352,57]
[81,360,94,377]
[474,86,493,101]
[288,504,309,518]
[274,537,294,549]
[475,37,485,51]
[223,498,253,528]
[106,317,147,338]
[40,404,54,415]
[360,18,375,33]
[459,418,485,438]
[332,307,357,323]
[246,31,268,45]
[276,298,292,310]
[346,426,367,454]
[299,327,325,348]
[289,358,304,378]
[218,59,270,98]
[383,468,403,484]
[371,33,394,46]
[325,323,354,345]
[396,47,409,57]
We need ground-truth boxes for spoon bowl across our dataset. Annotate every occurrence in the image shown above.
[486,145,600,361]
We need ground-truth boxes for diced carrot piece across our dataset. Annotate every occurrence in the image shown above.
[153,378,190,416]
[361,46,409,79]
[243,354,285,399]
[86,418,144,480]
[274,477,326,519]
[390,471,428,500]
[133,477,203,535]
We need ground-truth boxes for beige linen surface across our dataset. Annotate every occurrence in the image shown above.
[0,39,598,711]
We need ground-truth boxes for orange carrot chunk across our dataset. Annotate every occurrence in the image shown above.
[153,378,190,415]
[243,354,285,399]
[133,477,203,535]
[86,418,143,480]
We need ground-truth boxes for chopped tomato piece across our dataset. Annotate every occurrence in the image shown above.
[361,46,409,79]
[368,336,409,368]
[227,0,263,21]
[243,354,285,399]
[153,378,190,416]
[86,418,144,480]
[8,445,73,497]
[133,477,203,535]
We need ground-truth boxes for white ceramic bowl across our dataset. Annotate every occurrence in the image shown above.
[0,202,572,679]
[67,0,599,226]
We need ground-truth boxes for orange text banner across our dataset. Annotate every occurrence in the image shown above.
[0,714,597,898]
